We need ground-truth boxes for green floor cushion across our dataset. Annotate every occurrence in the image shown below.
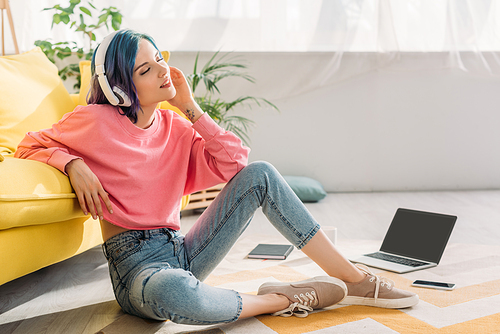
[283,175,327,202]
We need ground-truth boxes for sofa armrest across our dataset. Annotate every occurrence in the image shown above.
[0,157,84,230]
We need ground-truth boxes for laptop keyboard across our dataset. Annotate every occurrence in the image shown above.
[366,252,428,267]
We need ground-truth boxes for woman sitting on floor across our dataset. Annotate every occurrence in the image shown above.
[15,29,418,324]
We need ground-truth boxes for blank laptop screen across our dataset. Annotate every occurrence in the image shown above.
[380,208,457,263]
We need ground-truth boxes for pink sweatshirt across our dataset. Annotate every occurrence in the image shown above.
[15,104,250,230]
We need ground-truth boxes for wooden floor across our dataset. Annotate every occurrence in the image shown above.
[1,190,499,333]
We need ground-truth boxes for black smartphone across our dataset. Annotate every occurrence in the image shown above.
[411,279,456,290]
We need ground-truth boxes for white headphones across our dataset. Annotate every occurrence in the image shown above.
[94,30,132,107]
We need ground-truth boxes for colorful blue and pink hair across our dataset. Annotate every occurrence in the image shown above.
[88,29,161,123]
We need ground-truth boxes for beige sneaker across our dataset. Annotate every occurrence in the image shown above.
[341,264,419,308]
[257,276,347,317]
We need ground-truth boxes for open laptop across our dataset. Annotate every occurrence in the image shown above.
[349,208,457,273]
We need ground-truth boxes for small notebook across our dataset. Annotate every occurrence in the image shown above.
[247,244,294,260]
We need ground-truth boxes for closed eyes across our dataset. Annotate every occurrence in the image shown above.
[139,56,164,76]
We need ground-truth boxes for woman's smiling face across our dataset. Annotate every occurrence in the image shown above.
[132,39,176,110]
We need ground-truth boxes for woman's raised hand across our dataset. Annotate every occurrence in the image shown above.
[167,67,193,107]
[65,159,113,220]
[167,66,204,123]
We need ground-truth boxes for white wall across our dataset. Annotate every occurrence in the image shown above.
[160,52,500,192]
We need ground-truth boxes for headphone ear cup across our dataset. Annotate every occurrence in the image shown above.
[112,86,132,107]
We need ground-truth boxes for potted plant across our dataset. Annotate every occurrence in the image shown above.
[187,52,279,147]
[181,52,278,212]
[34,0,123,91]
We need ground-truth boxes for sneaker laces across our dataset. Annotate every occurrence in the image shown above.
[272,291,318,318]
[355,264,394,302]
[272,302,313,318]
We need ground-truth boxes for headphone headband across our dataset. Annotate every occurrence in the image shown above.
[94,30,131,107]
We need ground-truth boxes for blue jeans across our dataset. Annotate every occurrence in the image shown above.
[102,161,321,325]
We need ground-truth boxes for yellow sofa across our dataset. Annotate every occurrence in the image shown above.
[0,48,187,286]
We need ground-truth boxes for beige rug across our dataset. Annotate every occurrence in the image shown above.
[99,234,500,334]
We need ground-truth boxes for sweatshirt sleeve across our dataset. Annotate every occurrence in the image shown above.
[14,112,82,174]
[184,113,250,195]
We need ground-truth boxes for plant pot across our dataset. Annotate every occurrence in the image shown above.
[182,183,226,211]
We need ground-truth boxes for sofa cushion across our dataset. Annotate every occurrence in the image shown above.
[78,60,91,106]
[0,48,76,155]
[0,156,86,230]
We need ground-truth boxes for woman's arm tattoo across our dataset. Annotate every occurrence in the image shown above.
[185,108,196,122]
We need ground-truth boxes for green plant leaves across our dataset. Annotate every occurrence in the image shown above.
[80,7,91,16]
[37,0,123,91]
[188,52,279,146]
